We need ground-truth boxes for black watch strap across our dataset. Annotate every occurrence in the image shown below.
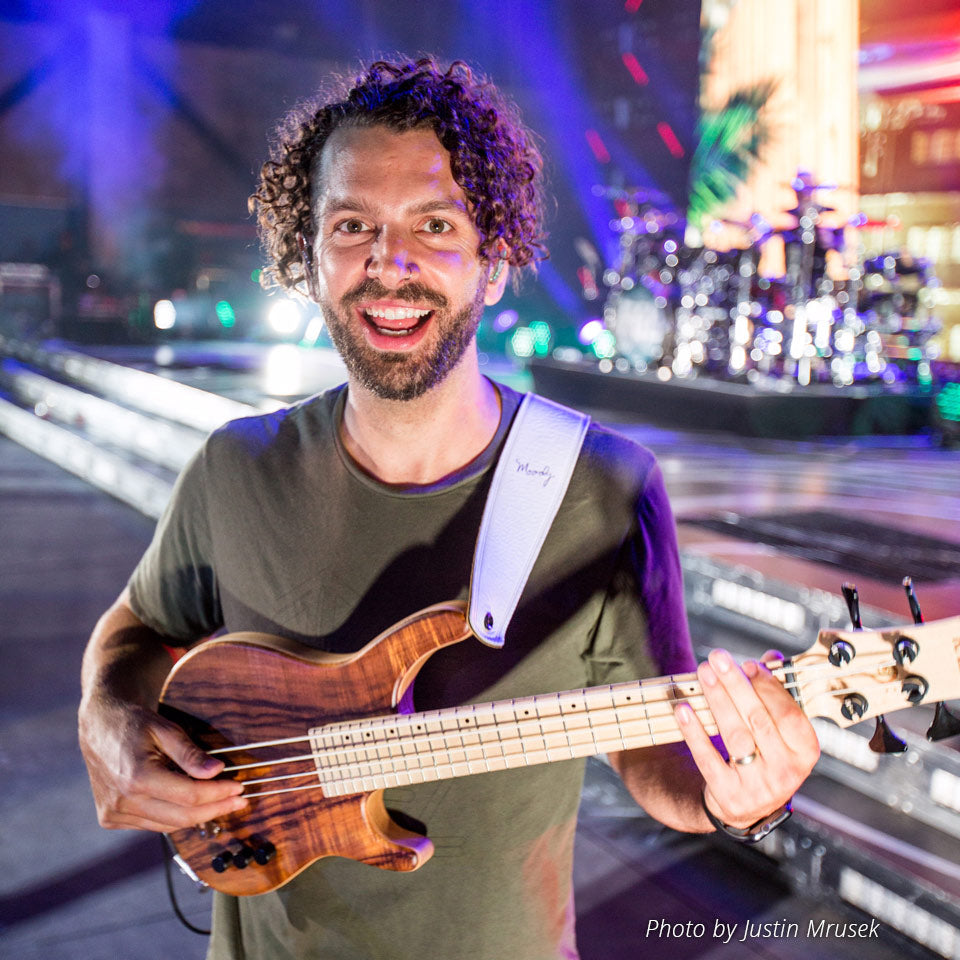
[701,793,793,843]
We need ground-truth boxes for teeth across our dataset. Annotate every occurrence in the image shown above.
[364,307,431,321]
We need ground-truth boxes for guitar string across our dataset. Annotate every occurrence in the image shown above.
[208,662,794,757]
[214,677,745,768]
[234,701,724,799]
[209,654,902,799]
[208,653,895,766]
[227,698,719,785]
[220,699,716,777]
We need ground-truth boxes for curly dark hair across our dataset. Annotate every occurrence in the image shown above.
[249,57,547,294]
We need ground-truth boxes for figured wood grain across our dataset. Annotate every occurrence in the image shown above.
[160,602,472,896]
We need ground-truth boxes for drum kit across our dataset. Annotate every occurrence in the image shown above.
[584,172,939,387]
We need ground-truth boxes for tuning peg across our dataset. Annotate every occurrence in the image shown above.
[841,582,862,629]
[902,577,924,624]
[842,582,908,755]
[900,579,958,741]
[869,715,908,754]
[927,701,960,742]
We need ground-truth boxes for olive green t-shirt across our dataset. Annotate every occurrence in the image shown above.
[128,382,693,960]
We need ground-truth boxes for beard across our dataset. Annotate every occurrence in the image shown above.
[319,276,487,402]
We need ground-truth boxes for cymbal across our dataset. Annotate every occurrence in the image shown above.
[785,178,840,191]
[848,213,899,229]
[786,204,836,216]
[592,184,672,206]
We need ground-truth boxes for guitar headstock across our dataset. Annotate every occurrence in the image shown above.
[792,616,960,732]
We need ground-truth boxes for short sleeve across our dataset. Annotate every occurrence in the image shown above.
[583,462,695,685]
[127,441,223,643]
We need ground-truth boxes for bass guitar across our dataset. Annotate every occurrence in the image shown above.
[159,600,960,896]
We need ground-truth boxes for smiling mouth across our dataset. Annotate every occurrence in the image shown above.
[362,306,434,337]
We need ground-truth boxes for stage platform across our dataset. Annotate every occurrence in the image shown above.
[2,337,960,959]
[529,355,938,440]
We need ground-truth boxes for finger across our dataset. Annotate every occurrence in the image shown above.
[699,652,772,763]
[112,786,248,832]
[674,700,737,790]
[743,650,784,677]
[743,660,821,758]
[136,759,244,808]
[151,719,226,780]
[101,810,196,833]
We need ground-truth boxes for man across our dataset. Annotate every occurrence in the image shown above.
[79,58,818,959]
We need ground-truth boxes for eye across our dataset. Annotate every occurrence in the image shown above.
[335,218,370,235]
[422,218,452,235]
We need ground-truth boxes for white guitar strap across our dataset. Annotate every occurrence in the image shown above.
[468,393,591,648]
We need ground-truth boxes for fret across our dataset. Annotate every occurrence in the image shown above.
[359,720,378,777]
[460,705,487,770]
[519,747,548,766]
[631,681,653,750]
[470,701,498,728]
[384,720,404,759]
[638,676,674,746]
[560,696,584,754]
[538,712,567,735]
[321,728,337,764]
[583,686,613,753]
[610,682,645,750]
[309,729,325,780]
[534,693,563,761]
[557,689,586,715]
[489,705,508,766]
[456,707,482,746]
[393,714,415,751]
[518,695,548,766]
[533,692,561,718]
[478,721,501,744]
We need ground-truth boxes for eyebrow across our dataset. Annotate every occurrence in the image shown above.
[319,196,469,218]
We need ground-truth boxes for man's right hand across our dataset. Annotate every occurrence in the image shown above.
[78,590,245,833]
[79,696,246,833]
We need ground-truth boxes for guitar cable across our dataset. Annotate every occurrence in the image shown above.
[160,834,211,936]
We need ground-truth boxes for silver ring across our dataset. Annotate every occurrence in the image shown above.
[730,750,758,766]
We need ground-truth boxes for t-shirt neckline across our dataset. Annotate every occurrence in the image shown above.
[330,379,522,498]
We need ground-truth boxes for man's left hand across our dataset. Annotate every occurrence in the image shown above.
[675,648,820,831]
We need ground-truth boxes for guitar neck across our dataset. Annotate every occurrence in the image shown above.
[309,669,750,797]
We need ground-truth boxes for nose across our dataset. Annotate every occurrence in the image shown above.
[366,227,418,287]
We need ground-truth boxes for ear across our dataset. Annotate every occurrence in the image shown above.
[484,243,510,306]
[297,233,320,301]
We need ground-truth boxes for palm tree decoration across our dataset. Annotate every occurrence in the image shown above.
[687,79,776,229]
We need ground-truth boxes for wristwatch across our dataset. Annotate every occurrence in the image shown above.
[701,792,793,843]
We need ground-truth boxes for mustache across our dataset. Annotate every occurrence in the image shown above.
[340,278,448,310]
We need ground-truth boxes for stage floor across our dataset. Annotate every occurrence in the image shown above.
[1,339,959,958]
